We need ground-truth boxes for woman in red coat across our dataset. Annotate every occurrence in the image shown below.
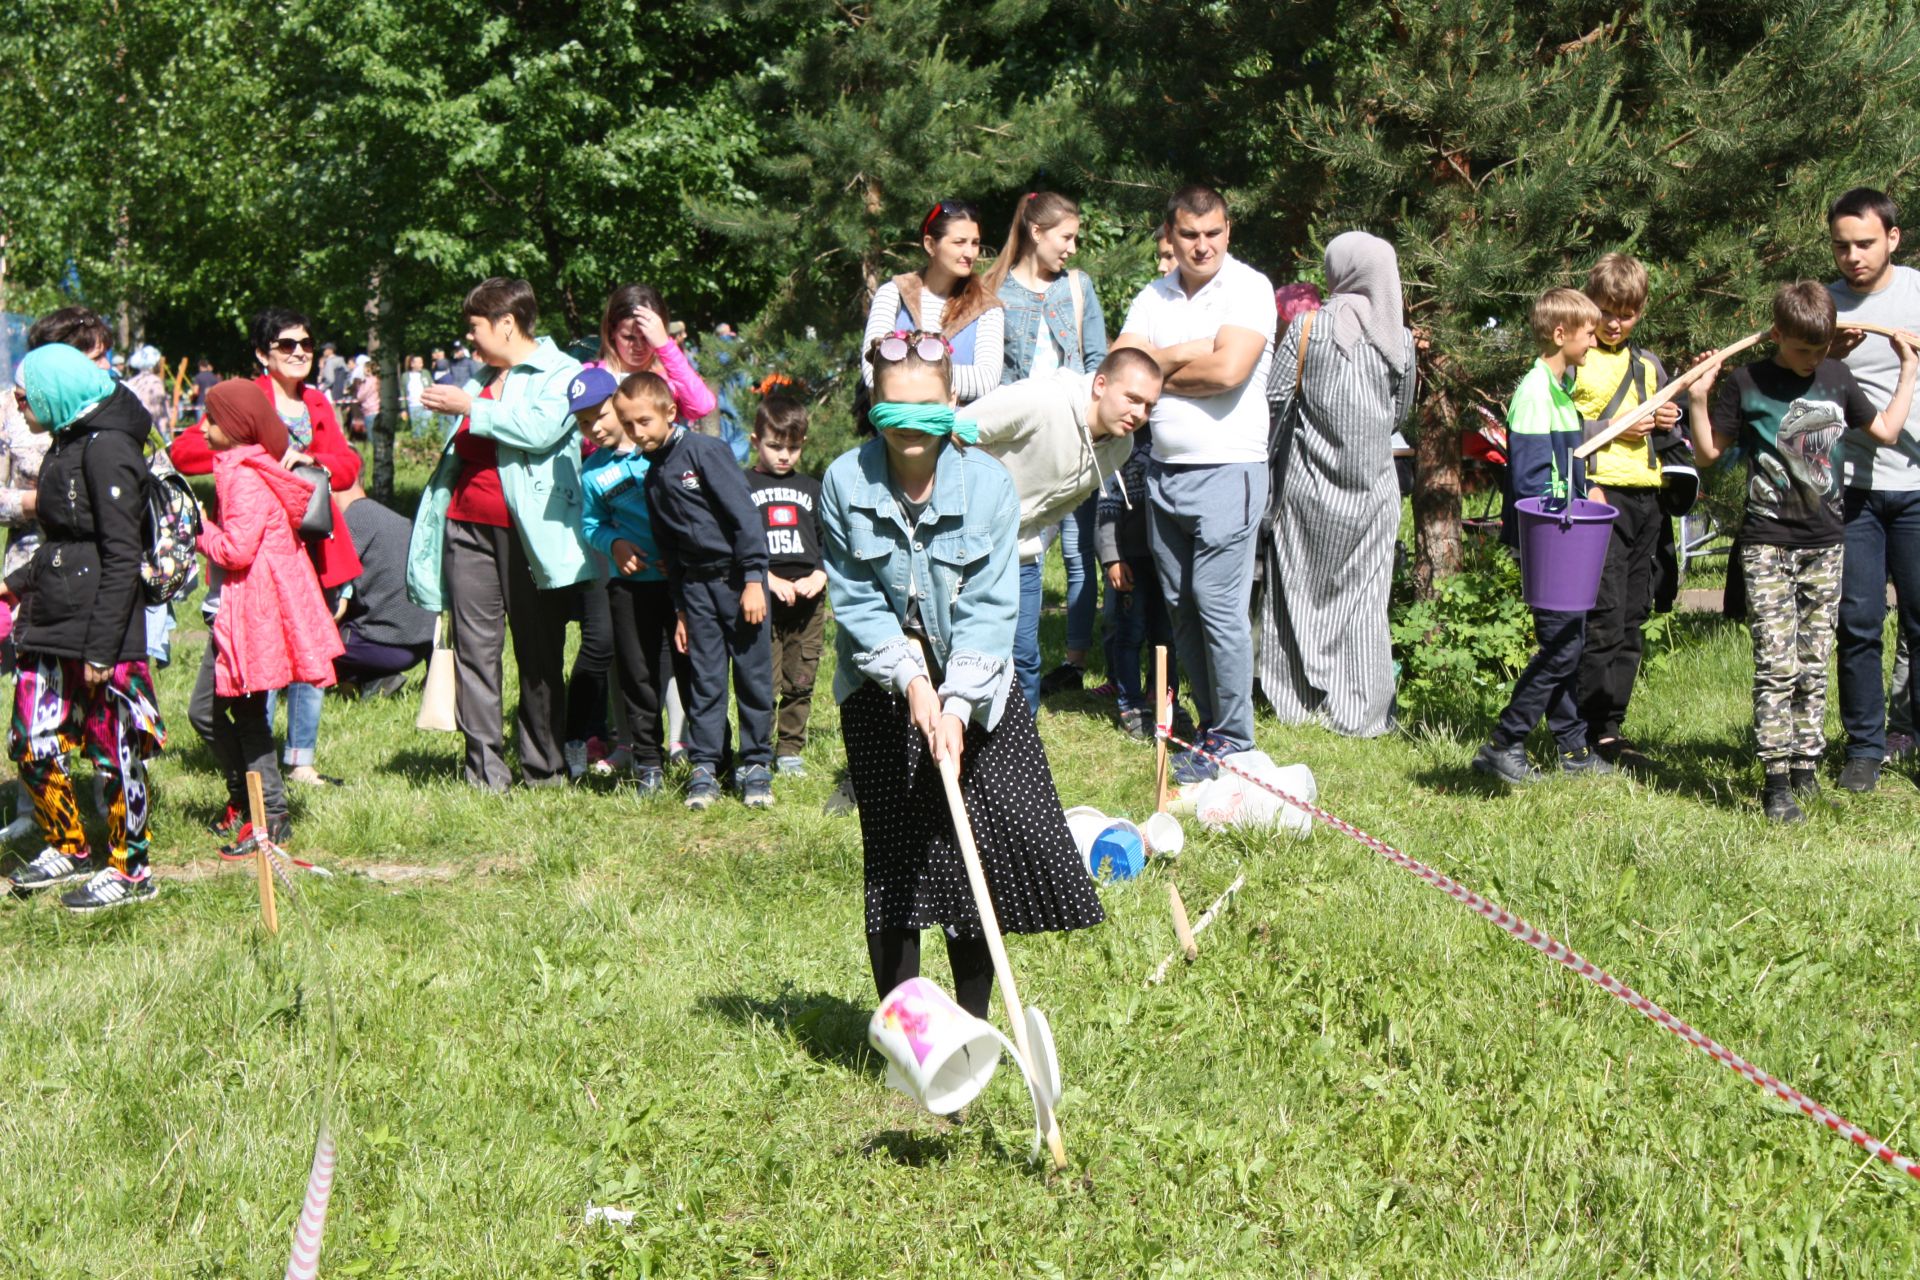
[172,307,362,813]
[196,381,344,853]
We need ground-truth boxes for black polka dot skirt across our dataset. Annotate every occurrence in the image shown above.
[841,681,1105,939]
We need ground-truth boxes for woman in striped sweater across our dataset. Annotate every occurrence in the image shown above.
[861,200,1005,405]
[1259,232,1415,737]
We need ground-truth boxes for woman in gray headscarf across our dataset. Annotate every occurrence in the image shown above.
[1258,231,1416,737]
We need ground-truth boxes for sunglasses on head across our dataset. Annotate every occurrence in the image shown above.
[872,331,949,363]
[268,338,317,355]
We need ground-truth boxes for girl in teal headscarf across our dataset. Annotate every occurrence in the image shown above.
[5,338,168,912]
[16,342,115,434]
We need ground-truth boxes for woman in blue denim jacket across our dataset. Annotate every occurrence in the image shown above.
[822,333,1103,1021]
[982,191,1111,695]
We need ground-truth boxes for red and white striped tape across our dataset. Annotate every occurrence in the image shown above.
[284,1122,337,1280]
[1158,728,1920,1180]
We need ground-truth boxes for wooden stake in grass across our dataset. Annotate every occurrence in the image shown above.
[1169,882,1198,962]
[1146,875,1246,987]
[1153,645,1170,813]
[246,771,279,935]
[935,753,1069,1171]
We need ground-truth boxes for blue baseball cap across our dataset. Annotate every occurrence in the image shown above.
[566,367,619,415]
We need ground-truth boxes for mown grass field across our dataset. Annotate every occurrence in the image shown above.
[3,447,1918,1277]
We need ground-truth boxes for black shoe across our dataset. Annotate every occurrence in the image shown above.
[60,868,157,912]
[8,847,95,892]
[1560,745,1616,775]
[207,805,243,838]
[1038,663,1085,697]
[1596,737,1656,772]
[1838,757,1880,793]
[1471,742,1540,786]
[1761,778,1805,825]
[1789,766,1821,801]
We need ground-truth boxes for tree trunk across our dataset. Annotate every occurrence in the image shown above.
[1412,384,1463,598]
[367,268,397,500]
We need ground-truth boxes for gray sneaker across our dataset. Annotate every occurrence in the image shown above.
[1472,742,1541,786]
[1559,745,1616,775]
[737,764,775,809]
[684,766,721,811]
[1838,757,1880,793]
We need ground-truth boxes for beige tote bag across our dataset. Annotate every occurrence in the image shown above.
[415,616,458,732]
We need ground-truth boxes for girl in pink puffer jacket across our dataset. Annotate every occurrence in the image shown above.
[196,380,344,853]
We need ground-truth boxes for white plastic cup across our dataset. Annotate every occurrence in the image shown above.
[1142,811,1184,858]
[868,977,1009,1114]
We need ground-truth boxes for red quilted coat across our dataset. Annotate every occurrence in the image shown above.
[199,444,346,697]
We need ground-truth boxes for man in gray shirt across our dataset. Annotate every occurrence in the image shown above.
[1827,186,1920,791]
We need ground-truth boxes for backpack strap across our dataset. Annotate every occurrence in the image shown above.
[1295,310,1315,395]
[1598,348,1647,423]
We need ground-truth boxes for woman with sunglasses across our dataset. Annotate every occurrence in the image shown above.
[822,332,1101,1021]
[860,201,1004,405]
[171,308,364,822]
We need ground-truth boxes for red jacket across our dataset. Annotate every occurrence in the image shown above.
[198,445,346,696]
[171,376,364,588]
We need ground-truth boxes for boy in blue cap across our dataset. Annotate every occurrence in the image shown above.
[575,367,677,797]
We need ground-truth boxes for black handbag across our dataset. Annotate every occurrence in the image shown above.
[291,463,333,538]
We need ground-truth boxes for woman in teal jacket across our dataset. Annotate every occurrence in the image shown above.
[821,332,1102,1022]
[410,278,588,790]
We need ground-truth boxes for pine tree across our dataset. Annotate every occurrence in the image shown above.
[691,0,1096,342]
[1247,0,1920,592]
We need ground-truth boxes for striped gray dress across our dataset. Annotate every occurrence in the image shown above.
[1258,312,1415,736]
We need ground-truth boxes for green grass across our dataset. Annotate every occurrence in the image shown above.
[3,452,1919,1276]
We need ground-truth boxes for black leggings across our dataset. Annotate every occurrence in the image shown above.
[867,927,995,1020]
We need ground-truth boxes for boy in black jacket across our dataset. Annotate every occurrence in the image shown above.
[619,372,774,810]
[5,343,166,911]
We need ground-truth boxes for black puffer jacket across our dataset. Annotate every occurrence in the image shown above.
[6,384,152,666]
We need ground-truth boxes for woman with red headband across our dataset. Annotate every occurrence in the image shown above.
[860,200,1004,405]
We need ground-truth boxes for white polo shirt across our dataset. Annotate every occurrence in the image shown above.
[1119,254,1277,464]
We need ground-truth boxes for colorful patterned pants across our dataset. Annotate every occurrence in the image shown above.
[1742,543,1843,770]
[9,654,166,876]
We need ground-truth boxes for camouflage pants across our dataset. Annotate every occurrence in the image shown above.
[1743,543,1843,769]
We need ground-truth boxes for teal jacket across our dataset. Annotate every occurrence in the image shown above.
[406,337,590,610]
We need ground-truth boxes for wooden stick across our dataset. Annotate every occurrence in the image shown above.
[1153,645,1170,813]
[936,754,1068,1170]
[1146,875,1245,987]
[246,771,278,935]
[1169,882,1198,961]
[1573,330,1766,460]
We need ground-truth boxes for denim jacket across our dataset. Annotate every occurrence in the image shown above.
[998,269,1108,383]
[821,437,1022,728]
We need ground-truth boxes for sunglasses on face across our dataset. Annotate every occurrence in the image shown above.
[268,338,317,355]
[873,331,950,363]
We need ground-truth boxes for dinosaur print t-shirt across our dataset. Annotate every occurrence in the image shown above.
[1709,357,1877,548]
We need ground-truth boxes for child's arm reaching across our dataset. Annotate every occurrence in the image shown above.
[1685,353,1731,468]
[1865,333,1920,445]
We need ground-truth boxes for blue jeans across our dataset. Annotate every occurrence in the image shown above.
[1494,609,1587,752]
[1147,461,1268,750]
[1837,487,1920,760]
[1059,494,1099,656]
[265,681,323,767]
[1103,554,1176,712]
[1015,561,1044,716]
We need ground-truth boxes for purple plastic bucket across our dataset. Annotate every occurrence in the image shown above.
[1514,497,1618,612]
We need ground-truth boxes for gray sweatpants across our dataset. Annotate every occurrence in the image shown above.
[444,518,571,792]
[1147,460,1268,751]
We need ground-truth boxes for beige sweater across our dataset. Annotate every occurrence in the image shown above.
[958,370,1135,560]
